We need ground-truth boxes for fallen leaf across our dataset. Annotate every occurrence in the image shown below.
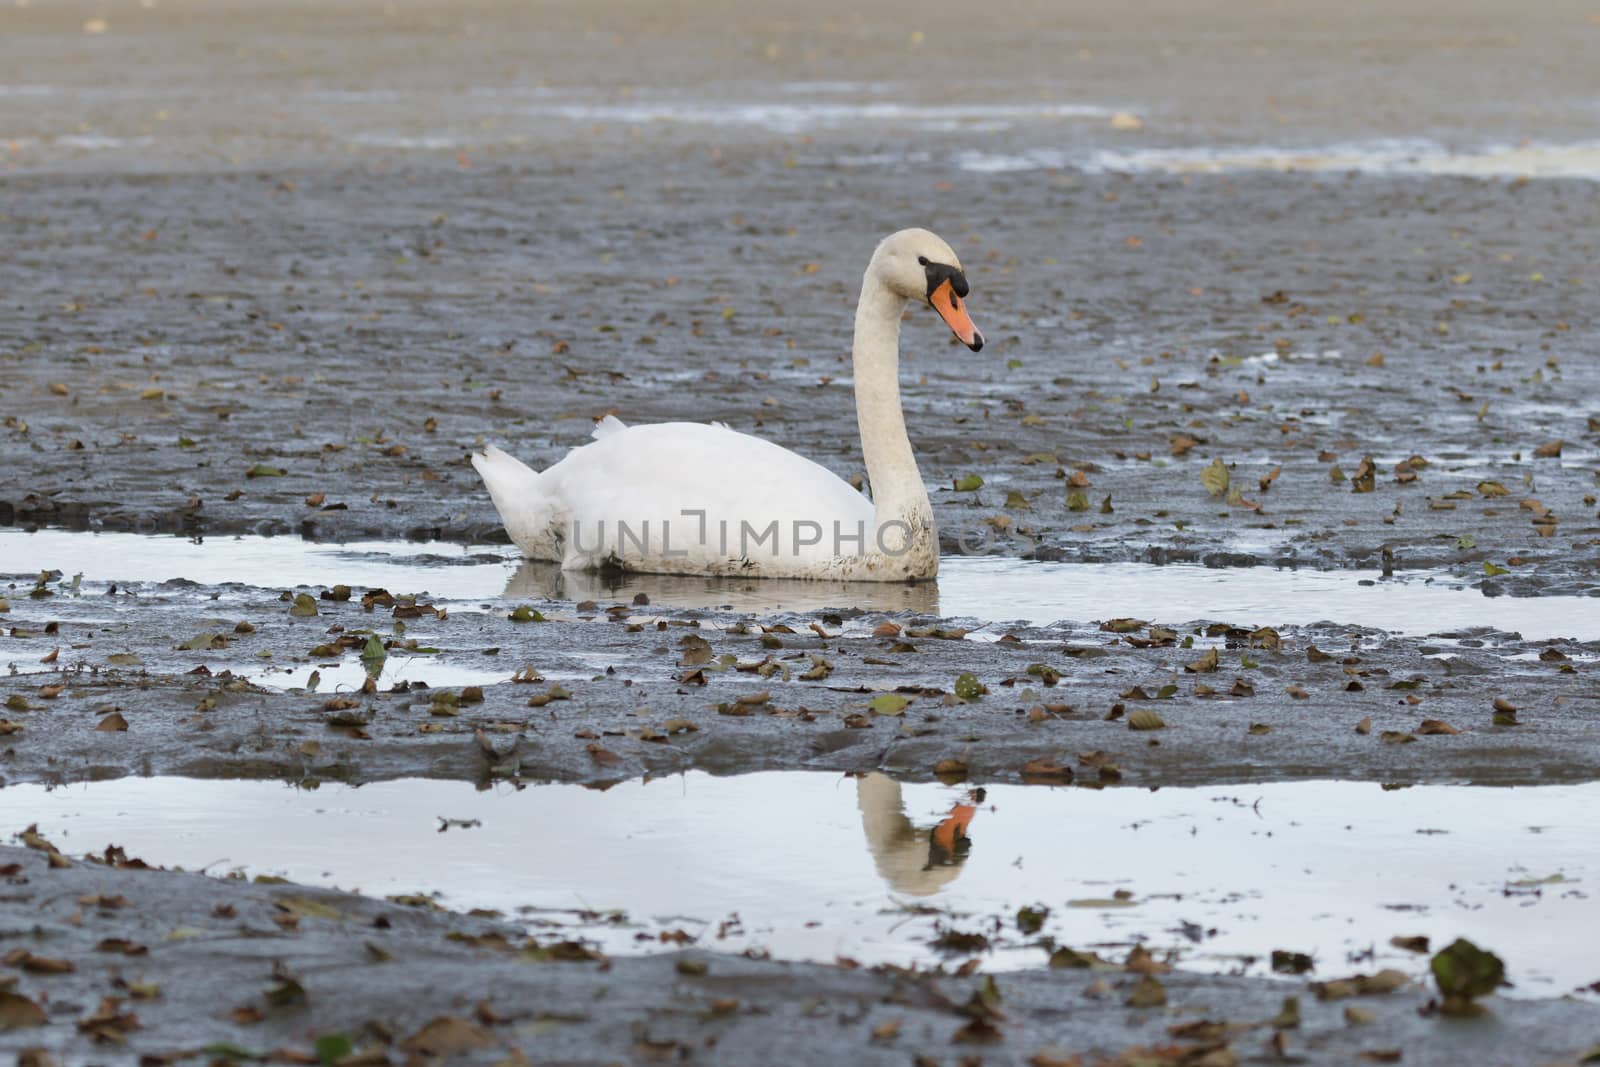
[1125,975,1167,1007]
[0,989,47,1029]
[1021,758,1073,782]
[400,1016,496,1056]
[868,693,911,716]
[1431,939,1506,1017]
[1312,969,1408,999]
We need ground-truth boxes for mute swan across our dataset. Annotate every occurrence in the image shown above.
[473,228,984,582]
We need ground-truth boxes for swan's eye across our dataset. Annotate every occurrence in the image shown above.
[917,256,929,266]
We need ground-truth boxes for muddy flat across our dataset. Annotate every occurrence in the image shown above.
[2,1,1598,1064]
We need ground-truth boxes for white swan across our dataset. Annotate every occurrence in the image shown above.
[472,228,984,582]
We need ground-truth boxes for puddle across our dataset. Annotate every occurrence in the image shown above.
[3,529,1597,639]
[6,773,1595,996]
[245,657,515,694]
[0,530,508,602]
[951,138,1600,180]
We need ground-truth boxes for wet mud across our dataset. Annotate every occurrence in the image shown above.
[2,555,1596,789]
[3,841,1599,1066]
[4,1,1600,1063]
[3,159,1598,597]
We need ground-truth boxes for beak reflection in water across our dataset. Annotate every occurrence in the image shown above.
[856,772,981,896]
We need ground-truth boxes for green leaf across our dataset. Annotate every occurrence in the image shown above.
[1066,491,1089,511]
[1483,561,1510,576]
[264,974,306,1008]
[1200,457,1230,497]
[509,605,547,623]
[867,693,911,716]
[289,593,318,618]
[953,474,984,492]
[1456,534,1476,551]
[953,672,987,700]
[1430,938,1506,1016]
[1025,663,1060,685]
[1003,489,1031,510]
[360,634,386,661]
[315,1034,353,1065]
[246,464,286,478]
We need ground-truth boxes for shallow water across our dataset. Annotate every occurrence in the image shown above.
[955,139,1600,180]
[6,773,1595,996]
[2,529,1597,640]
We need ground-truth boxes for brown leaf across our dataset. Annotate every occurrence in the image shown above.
[400,1016,496,1056]
[1312,969,1409,1000]
[1417,719,1460,735]
[872,1018,904,1042]
[96,711,129,732]
[1124,975,1167,1007]
[951,1017,1003,1044]
[1027,1052,1085,1067]
[0,988,47,1029]
[3,950,74,975]
[1351,455,1377,493]
[1021,758,1073,782]
[95,939,148,956]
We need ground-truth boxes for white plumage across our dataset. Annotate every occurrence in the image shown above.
[472,228,985,582]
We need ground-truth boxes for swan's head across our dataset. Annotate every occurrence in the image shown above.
[869,228,985,352]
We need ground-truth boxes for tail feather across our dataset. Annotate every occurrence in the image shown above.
[591,414,628,440]
[472,445,558,559]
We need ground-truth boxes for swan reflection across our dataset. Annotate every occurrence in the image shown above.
[503,560,940,616]
[855,772,981,896]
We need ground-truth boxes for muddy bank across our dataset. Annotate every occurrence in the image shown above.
[2,158,1598,594]
[3,841,1598,1066]
[3,554,1595,789]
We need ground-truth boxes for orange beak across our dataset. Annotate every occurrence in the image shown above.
[930,279,984,351]
[931,802,977,854]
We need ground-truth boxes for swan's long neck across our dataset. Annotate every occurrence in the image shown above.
[853,271,935,559]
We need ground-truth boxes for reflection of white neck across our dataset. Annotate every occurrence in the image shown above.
[853,272,935,567]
